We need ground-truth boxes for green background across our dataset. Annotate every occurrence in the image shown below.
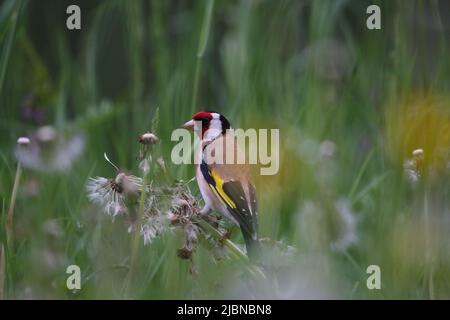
[1,0,450,299]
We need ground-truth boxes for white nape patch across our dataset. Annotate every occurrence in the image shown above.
[204,117,222,140]
[212,113,220,119]
[209,118,222,131]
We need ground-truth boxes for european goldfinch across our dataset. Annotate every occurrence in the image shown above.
[182,111,259,258]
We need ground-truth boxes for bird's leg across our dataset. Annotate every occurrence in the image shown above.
[199,205,211,215]
[198,205,220,228]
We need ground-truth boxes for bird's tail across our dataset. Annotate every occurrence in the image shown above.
[242,228,261,262]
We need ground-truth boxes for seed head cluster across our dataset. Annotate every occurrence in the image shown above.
[86,131,218,261]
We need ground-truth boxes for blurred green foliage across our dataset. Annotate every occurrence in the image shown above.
[0,0,450,299]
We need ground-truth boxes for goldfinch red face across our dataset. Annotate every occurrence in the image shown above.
[182,111,231,140]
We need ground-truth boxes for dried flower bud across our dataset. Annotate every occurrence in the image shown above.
[177,247,192,260]
[173,199,189,208]
[17,137,30,145]
[138,132,158,145]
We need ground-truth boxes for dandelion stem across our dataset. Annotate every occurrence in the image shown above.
[423,187,435,299]
[123,163,150,297]
[6,162,22,249]
[0,244,5,299]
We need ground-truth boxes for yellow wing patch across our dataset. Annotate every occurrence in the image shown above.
[210,170,237,209]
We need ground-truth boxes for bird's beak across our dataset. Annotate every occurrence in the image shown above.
[181,119,195,130]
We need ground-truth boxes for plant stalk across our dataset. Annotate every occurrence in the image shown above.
[190,0,215,113]
[197,218,266,280]
[0,244,5,299]
[423,187,434,299]
[123,164,150,297]
[6,162,22,249]
[0,0,22,97]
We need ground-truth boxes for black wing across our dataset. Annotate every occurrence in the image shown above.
[222,180,258,240]
[200,161,258,239]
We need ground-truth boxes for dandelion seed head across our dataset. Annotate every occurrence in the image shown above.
[141,224,157,245]
[36,125,57,143]
[298,199,358,252]
[184,223,199,245]
[167,211,178,223]
[53,135,85,171]
[404,160,420,183]
[15,127,85,173]
[331,199,358,251]
[404,148,425,184]
[117,173,142,194]
[86,176,109,200]
[114,173,126,187]
[86,173,142,217]
[140,215,168,246]
[173,198,190,208]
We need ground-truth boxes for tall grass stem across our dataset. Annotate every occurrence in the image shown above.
[423,188,434,299]
[0,0,22,97]
[0,244,5,299]
[6,162,22,249]
[190,0,215,113]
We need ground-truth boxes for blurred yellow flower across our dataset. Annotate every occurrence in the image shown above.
[385,94,450,178]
